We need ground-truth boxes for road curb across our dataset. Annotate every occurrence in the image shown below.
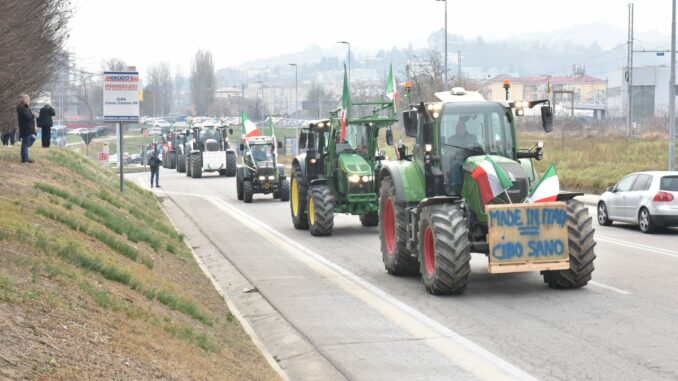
[156,191,290,380]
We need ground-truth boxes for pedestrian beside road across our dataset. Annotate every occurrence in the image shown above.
[149,151,161,188]
[16,95,37,163]
[37,103,55,148]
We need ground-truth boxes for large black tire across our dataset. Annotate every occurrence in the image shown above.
[542,200,596,289]
[168,151,177,169]
[190,153,202,178]
[418,205,471,295]
[243,180,253,203]
[359,211,379,227]
[176,154,186,173]
[225,151,237,177]
[638,207,657,234]
[597,202,612,226]
[290,165,309,230]
[379,176,419,276]
[308,185,335,236]
[236,170,244,201]
[279,179,290,202]
[185,154,191,177]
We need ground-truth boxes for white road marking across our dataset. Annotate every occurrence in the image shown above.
[597,235,678,259]
[589,281,632,295]
[164,190,538,381]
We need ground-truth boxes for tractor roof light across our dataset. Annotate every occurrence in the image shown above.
[425,144,433,153]
[503,79,511,89]
[404,81,412,89]
[451,87,466,95]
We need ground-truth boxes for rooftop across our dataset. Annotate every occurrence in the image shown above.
[489,74,605,85]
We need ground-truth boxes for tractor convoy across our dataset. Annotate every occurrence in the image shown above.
[157,66,596,295]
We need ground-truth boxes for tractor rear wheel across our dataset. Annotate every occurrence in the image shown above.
[418,204,471,295]
[308,185,335,236]
[290,166,309,229]
[190,153,202,178]
[176,154,186,173]
[168,151,177,169]
[236,170,244,200]
[542,200,596,289]
[243,180,254,203]
[279,179,290,202]
[359,211,379,227]
[225,151,237,177]
[379,176,419,276]
[185,154,192,177]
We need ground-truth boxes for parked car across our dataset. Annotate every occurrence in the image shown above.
[598,171,678,233]
[149,127,162,136]
[153,119,171,128]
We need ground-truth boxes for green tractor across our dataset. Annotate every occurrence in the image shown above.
[378,86,596,294]
[236,136,289,203]
[290,101,396,236]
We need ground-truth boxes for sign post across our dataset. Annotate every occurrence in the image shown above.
[103,71,140,192]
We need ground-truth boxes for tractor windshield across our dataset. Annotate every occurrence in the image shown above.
[439,102,514,194]
[344,124,372,157]
[199,127,219,143]
[249,144,272,162]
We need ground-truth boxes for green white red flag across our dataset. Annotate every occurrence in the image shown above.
[528,164,559,203]
[471,155,514,205]
[386,63,397,112]
[241,112,260,139]
[340,64,350,143]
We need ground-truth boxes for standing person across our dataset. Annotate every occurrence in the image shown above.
[148,151,161,188]
[37,103,55,148]
[16,95,36,163]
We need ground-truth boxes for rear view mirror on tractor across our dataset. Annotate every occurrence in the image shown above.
[386,128,394,146]
[403,110,417,137]
[541,105,554,133]
[298,133,307,149]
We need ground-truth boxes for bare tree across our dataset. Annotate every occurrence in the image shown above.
[142,62,174,116]
[101,57,128,72]
[405,49,445,102]
[0,0,71,129]
[190,50,215,116]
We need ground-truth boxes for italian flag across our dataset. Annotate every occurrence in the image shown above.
[386,63,397,112]
[471,155,514,205]
[340,64,350,143]
[268,117,277,154]
[528,164,559,203]
[241,112,260,139]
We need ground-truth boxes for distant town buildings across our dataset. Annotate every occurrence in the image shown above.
[484,74,606,105]
[607,66,678,119]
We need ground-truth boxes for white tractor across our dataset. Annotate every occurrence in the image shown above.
[185,121,237,178]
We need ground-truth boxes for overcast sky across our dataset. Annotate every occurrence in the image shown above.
[68,0,671,74]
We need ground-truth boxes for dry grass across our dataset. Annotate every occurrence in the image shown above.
[519,131,676,193]
[0,146,279,380]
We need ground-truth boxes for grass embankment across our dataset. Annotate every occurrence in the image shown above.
[0,147,278,380]
[520,132,677,193]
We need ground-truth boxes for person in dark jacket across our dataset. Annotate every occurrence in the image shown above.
[16,95,36,163]
[148,151,161,188]
[37,103,55,148]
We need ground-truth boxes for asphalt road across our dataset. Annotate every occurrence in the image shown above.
[130,169,678,381]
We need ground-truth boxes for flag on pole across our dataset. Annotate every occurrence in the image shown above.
[267,117,275,137]
[528,164,559,203]
[471,155,514,205]
[241,112,260,139]
[340,64,350,143]
[386,63,397,112]
[546,81,552,96]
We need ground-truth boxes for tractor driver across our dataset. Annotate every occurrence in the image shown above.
[448,119,479,148]
[251,145,268,162]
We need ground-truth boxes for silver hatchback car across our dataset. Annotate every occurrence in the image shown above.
[598,171,678,233]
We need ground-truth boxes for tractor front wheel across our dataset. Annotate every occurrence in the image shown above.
[308,185,335,236]
[190,153,202,178]
[225,151,237,177]
[236,170,244,200]
[176,154,186,173]
[279,179,290,202]
[542,200,596,289]
[290,166,309,229]
[359,211,379,227]
[243,180,254,203]
[168,151,177,169]
[379,176,419,276]
[185,154,192,177]
[418,205,471,295]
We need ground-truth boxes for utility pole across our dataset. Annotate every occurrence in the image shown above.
[288,63,298,116]
[337,41,351,85]
[670,0,676,171]
[627,3,634,137]
[457,50,462,86]
[436,0,448,89]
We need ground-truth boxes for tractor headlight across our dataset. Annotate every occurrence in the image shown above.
[309,158,317,164]
[425,144,432,153]
[259,176,265,181]
[348,175,361,183]
[361,175,372,183]
[268,175,275,180]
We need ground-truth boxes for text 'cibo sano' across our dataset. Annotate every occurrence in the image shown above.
[489,207,568,261]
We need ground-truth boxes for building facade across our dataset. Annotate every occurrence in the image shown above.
[607,66,677,119]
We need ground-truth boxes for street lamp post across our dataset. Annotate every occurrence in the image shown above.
[337,41,351,84]
[256,81,265,122]
[436,0,447,89]
[288,63,298,116]
[670,0,677,171]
